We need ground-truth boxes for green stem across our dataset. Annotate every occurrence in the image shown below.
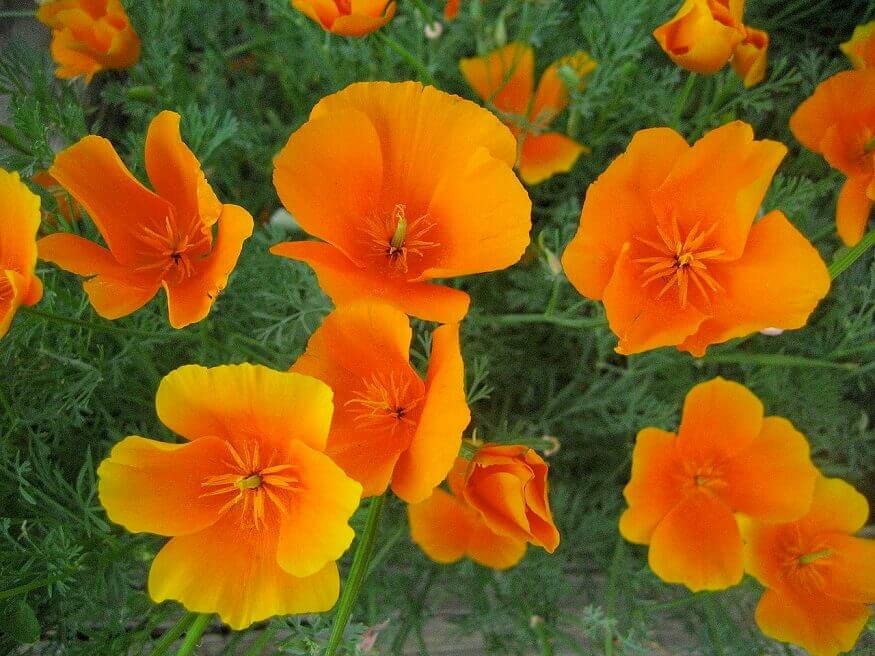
[325,493,387,656]
[377,33,436,86]
[701,594,725,656]
[828,229,875,279]
[603,536,624,656]
[700,352,858,371]
[242,624,277,656]
[174,614,212,656]
[407,0,435,21]
[474,313,606,330]
[672,72,696,129]
[19,306,165,339]
[0,10,36,18]
[531,617,553,656]
[0,567,79,601]
[544,278,561,316]
[149,613,197,656]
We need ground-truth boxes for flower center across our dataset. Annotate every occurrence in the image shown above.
[634,218,726,308]
[135,216,211,283]
[798,548,831,566]
[345,372,424,435]
[361,204,438,275]
[201,441,299,529]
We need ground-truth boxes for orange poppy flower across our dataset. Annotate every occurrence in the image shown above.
[619,378,819,592]
[449,444,559,552]
[561,121,830,356]
[790,69,875,246]
[653,0,745,74]
[291,0,396,37]
[32,170,81,224]
[459,43,597,185]
[97,363,362,629]
[732,26,768,87]
[408,462,527,570]
[270,81,531,324]
[444,0,460,20]
[37,111,254,329]
[289,302,470,503]
[1,169,44,340]
[840,21,875,69]
[37,0,140,83]
[741,477,875,656]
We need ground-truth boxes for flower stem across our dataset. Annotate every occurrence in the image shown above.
[407,0,435,22]
[149,613,197,656]
[377,32,436,86]
[700,352,858,371]
[672,72,696,129]
[325,493,387,656]
[603,535,624,656]
[19,306,164,339]
[474,313,607,330]
[174,613,212,656]
[0,10,36,18]
[828,229,875,279]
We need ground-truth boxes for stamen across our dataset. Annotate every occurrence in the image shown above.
[237,474,262,490]
[798,548,831,565]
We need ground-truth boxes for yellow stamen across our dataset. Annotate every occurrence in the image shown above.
[237,473,262,490]
[390,215,407,250]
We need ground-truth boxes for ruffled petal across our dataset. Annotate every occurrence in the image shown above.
[408,488,476,564]
[459,42,534,116]
[652,0,744,74]
[517,132,587,185]
[330,3,395,36]
[836,175,873,246]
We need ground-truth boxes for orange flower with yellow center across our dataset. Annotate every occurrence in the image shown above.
[290,302,470,503]
[97,363,362,630]
[37,0,140,83]
[408,457,527,570]
[1,169,44,340]
[619,378,819,592]
[449,444,559,552]
[291,0,396,37]
[840,21,875,69]
[459,42,597,185]
[38,111,254,329]
[271,81,531,324]
[561,121,830,356]
[790,69,875,246]
[653,0,745,74]
[741,477,875,656]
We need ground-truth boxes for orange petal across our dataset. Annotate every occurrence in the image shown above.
[840,20,875,69]
[755,588,870,656]
[270,240,470,323]
[48,28,102,81]
[818,534,875,604]
[651,121,787,260]
[408,488,476,563]
[466,515,528,570]
[97,435,230,536]
[602,243,708,354]
[392,323,470,503]
[144,110,222,230]
[648,490,743,591]
[291,0,340,29]
[421,146,531,278]
[162,204,253,329]
[276,441,361,577]
[464,470,533,544]
[836,175,873,247]
[652,0,744,74]
[679,211,830,356]
[459,42,534,116]
[49,136,173,266]
[149,510,340,630]
[37,232,162,319]
[731,27,768,88]
[330,2,396,36]
[722,416,818,521]
[530,51,596,126]
[155,364,334,454]
[0,169,41,274]
[444,0,460,20]
[517,132,587,185]
[561,127,689,300]
[619,428,684,544]
[800,477,870,536]
[677,377,763,462]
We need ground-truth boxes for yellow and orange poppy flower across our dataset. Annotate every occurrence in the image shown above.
[0,169,44,340]
[38,111,254,329]
[97,363,362,630]
[290,302,470,503]
[271,81,531,324]
[561,121,830,356]
[732,27,768,87]
[653,0,745,74]
[790,69,875,246]
[37,0,140,83]
[408,468,527,570]
[449,444,559,552]
[840,21,875,69]
[741,477,875,656]
[619,378,819,592]
[459,43,597,185]
[291,0,396,37]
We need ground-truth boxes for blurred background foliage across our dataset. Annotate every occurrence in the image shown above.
[1,0,874,653]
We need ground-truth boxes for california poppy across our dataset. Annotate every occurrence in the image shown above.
[459,43,597,184]
[742,477,875,656]
[790,69,875,246]
[290,302,470,503]
[450,444,559,552]
[840,21,875,69]
[97,363,362,629]
[271,81,531,324]
[620,378,818,591]
[38,111,254,329]
[408,462,527,570]
[561,121,830,356]
[653,0,745,74]
[1,169,43,340]
[37,0,140,82]
[291,0,396,37]
[732,27,768,88]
